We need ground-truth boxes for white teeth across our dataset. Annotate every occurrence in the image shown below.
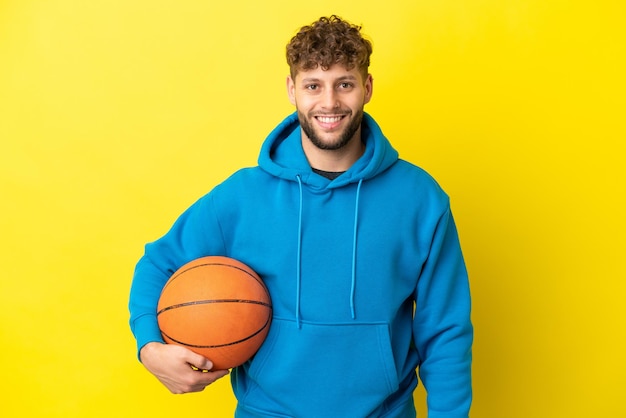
[317,116,342,123]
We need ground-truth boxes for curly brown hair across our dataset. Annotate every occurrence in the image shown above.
[286,15,373,81]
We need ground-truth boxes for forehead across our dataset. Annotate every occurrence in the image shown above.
[294,64,363,83]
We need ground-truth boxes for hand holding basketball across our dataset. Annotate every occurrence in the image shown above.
[140,342,229,394]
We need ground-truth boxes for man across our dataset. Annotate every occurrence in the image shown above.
[129,15,473,417]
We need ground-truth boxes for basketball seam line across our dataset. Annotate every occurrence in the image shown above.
[157,299,271,315]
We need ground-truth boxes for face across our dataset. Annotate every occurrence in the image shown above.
[287,65,373,151]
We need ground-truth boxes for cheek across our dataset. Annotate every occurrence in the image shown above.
[346,96,366,109]
[294,95,315,111]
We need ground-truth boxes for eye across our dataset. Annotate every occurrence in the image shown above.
[338,82,354,89]
[305,84,319,91]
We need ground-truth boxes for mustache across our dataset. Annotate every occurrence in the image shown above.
[310,110,351,117]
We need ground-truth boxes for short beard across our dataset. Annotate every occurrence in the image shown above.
[298,109,364,151]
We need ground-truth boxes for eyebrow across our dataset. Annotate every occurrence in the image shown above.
[300,75,359,84]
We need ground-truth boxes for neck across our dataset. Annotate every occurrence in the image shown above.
[301,132,365,172]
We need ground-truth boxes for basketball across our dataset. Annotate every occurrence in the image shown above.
[157,256,272,370]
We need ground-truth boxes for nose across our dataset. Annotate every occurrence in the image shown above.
[320,89,339,109]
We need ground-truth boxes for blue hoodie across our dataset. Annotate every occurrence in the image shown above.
[129,112,473,417]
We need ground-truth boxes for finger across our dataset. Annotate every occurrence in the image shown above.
[185,352,214,372]
[190,364,210,373]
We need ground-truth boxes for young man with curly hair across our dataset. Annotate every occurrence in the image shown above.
[129,15,473,417]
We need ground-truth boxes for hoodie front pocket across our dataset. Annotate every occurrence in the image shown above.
[241,318,400,417]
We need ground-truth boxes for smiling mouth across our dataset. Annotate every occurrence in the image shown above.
[315,115,345,123]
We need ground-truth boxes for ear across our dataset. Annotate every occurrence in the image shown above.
[286,76,296,106]
[363,74,373,105]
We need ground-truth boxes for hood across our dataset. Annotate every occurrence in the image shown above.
[258,111,399,188]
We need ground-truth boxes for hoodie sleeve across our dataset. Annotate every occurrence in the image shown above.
[413,207,473,417]
[128,193,226,357]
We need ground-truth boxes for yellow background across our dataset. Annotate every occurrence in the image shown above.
[1,0,624,416]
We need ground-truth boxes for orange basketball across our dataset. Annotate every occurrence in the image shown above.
[157,256,272,370]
